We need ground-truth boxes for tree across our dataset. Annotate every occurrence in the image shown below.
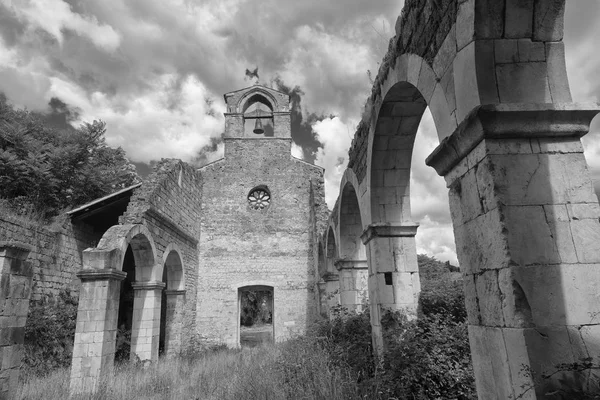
[0,95,140,219]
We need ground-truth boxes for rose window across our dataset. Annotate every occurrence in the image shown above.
[248,188,271,210]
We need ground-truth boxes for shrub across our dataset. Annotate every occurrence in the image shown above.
[23,290,78,376]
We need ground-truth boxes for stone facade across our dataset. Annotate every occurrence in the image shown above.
[197,85,327,345]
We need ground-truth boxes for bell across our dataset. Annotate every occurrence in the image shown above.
[253,117,264,134]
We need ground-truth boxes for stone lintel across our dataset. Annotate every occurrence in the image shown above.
[0,242,33,257]
[334,259,368,270]
[361,223,419,244]
[76,269,127,282]
[164,289,186,296]
[131,281,166,291]
[426,103,600,176]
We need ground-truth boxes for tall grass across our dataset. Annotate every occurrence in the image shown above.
[16,341,361,400]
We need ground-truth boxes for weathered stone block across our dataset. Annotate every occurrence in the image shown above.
[505,0,534,38]
[496,62,552,103]
[475,270,504,327]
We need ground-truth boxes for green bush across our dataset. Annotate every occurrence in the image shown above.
[23,290,78,376]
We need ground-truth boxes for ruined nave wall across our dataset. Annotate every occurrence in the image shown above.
[0,214,99,301]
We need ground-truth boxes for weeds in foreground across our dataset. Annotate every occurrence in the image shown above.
[16,343,361,400]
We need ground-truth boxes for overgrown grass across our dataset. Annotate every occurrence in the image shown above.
[16,343,360,400]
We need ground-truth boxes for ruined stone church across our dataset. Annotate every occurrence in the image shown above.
[4,1,600,398]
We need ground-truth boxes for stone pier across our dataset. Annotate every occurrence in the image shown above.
[362,224,421,353]
[334,259,368,313]
[70,267,125,394]
[427,104,600,398]
[131,281,165,363]
[163,289,185,356]
[0,242,32,399]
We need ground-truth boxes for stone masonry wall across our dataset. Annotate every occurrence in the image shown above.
[198,138,325,346]
[121,159,203,349]
[0,215,100,301]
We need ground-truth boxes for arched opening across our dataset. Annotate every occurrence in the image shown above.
[115,246,135,362]
[238,285,274,347]
[338,183,368,312]
[159,248,185,356]
[243,94,274,137]
[125,231,161,363]
[322,227,341,317]
[408,107,460,290]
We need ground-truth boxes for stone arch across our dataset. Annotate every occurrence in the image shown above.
[325,225,338,274]
[71,224,163,393]
[337,180,368,312]
[349,1,599,397]
[237,88,278,113]
[159,243,186,357]
[161,243,185,291]
[95,224,160,281]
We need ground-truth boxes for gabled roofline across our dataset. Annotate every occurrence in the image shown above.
[223,84,287,99]
[67,183,142,216]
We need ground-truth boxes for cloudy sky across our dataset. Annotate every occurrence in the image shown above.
[0,0,599,265]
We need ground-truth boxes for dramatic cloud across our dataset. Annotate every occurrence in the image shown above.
[1,0,599,265]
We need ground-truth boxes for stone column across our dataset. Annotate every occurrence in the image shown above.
[0,242,32,399]
[163,289,185,357]
[70,268,126,394]
[334,259,368,313]
[361,224,420,353]
[426,104,600,399]
[130,281,165,363]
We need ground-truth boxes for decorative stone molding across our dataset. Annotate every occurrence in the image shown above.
[426,103,600,176]
[334,259,368,270]
[360,223,420,244]
[75,269,127,282]
[164,289,186,296]
[131,281,166,291]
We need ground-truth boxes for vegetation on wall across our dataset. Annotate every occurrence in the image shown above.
[0,95,140,220]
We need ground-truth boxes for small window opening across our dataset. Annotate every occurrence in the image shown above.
[384,272,393,286]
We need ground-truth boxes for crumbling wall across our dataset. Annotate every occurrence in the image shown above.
[0,215,100,301]
[121,159,203,348]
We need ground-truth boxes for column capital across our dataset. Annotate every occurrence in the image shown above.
[334,259,368,270]
[426,103,600,176]
[131,281,166,291]
[164,289,186,296]
[76,269,127,282]
[361,223,419,244]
